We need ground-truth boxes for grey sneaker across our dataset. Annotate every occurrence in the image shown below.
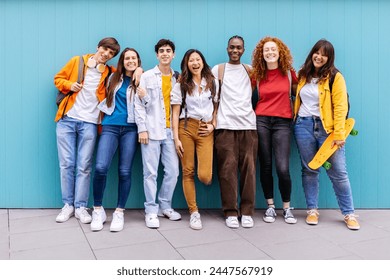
[283,207,297,224]
[56,204,74,223]
[263,207,277,223]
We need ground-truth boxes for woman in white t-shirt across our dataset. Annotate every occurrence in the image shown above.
[294,39,359,230]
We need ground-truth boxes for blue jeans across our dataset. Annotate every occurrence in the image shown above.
[56,116,97,208]
[256,116,292,202]
[294,116,355,215]
[141,129,179,214]
[92,125,138,209]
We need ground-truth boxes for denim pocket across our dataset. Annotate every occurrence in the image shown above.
[294,116,302,126]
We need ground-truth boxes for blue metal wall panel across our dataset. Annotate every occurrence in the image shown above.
[0,0,6,207]
[0,0,389,209]
[377,0,390,208]
[360,0,380,208]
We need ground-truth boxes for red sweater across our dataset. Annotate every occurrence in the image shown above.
[254,68,297,119]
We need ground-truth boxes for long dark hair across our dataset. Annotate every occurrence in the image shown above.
[298,39,338,84]
[106,47,142,107]
[179,49,215,97]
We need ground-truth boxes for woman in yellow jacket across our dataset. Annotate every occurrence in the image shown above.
[293,39,360,230]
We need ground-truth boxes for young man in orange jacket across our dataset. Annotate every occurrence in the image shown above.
[54,37,120,223]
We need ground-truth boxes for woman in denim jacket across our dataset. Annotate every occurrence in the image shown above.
[90,48,142,232]
[294,39,360,230]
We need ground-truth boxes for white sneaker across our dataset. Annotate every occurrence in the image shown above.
[110,211,124,232]
[145,213,159,228]
[56,204,74,223]
[90,207,107,231]
[241,215,254,228]
[158,208,181,221]
[190,212,202,230]
[225,216,239,228]
[75,207,92,224]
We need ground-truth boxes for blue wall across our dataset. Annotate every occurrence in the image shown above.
[0,0,389,209]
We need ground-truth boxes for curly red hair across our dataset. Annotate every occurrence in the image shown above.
[251,36,293,81]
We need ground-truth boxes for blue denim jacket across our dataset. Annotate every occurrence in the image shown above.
[135,66,178,140]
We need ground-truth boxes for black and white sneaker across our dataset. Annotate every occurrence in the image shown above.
[263,207,277,223]
[283,207,297,224]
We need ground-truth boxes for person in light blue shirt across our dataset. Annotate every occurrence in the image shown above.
[135,39,181,229]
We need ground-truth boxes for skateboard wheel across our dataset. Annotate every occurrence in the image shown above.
[323,161,332,170]
[350,129,358,136]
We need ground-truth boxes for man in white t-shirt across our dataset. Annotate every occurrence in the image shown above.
[212,35,258,229]
[54,37,120,224]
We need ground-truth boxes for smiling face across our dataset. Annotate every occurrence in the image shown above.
[263,41,279,68]
[156,44,174,66]
[312,47,329,71]
[227,38,245,64]
[123,50,139,76]
[94,46,116,64]
[187,52,204,77]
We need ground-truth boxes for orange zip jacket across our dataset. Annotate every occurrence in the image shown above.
[54,54,112,122]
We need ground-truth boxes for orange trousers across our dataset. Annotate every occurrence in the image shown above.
[178,118,214,214]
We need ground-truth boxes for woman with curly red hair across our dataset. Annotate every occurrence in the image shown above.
[251,36,298,224]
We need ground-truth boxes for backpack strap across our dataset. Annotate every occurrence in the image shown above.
[287,69,293,118]
[211,79,216,100]
[242,64,251,77]
[217,63,225,103]
[329,71,336,93]
[61,55,85,119]
[173,70,180,81]
[328,71,350,119]
[104,65,112,86]
[77,55,85,83]
[180,85,188,129]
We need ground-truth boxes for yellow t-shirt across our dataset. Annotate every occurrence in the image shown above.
[162,74,172,128]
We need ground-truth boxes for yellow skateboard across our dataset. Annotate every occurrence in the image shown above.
[308,118,358,170]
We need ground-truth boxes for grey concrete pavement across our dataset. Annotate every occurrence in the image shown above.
[0,209,389,260]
